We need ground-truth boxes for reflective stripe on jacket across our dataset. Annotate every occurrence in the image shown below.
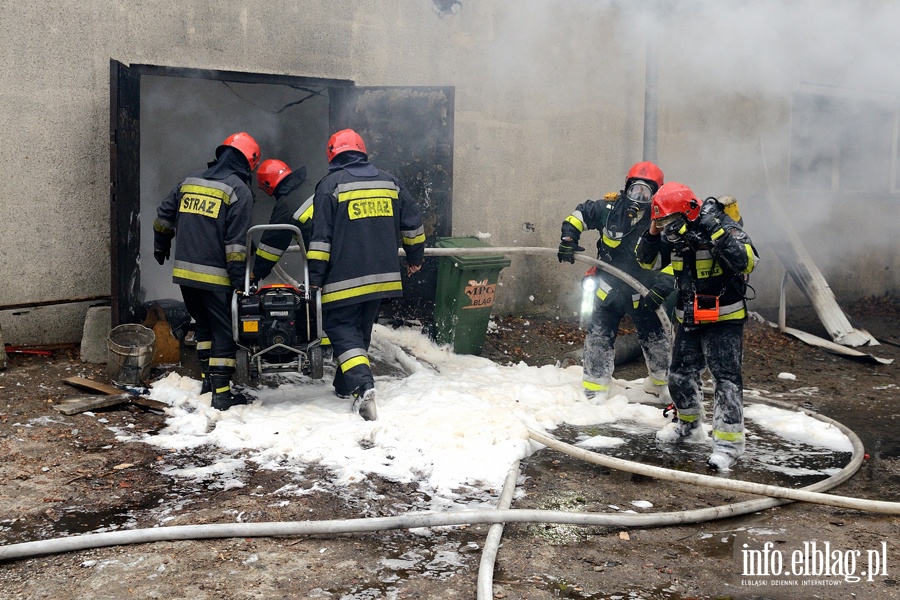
[154,170,254,293]
[254,171,314,281]
[635,215,759,326]
[308,163,425,308]
[562,195,674,307]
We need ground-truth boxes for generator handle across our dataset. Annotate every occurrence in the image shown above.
[243,224,307,293]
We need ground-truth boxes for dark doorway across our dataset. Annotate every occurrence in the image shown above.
[331,86,455,323]
[110,60,454,327]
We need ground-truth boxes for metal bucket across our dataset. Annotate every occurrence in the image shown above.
[107,324,156,385]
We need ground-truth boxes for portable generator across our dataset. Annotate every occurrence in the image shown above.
[231,224,325,383]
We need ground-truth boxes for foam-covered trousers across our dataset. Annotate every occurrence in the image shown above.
[668,321,745,459]
[582,293,670,398]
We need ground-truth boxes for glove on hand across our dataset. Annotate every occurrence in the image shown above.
[694,212,723,239]
[153,249,169,265]
[557,237,585,264]
[641,287,667,311]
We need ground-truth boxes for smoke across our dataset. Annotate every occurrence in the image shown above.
[474,0,900,306]
[139,75,327,305]
[637,0,900,301]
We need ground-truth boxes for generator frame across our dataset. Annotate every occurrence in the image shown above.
[230,224,326,384]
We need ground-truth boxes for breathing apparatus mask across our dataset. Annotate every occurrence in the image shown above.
[624,181,653,220]
[655,213,688,243]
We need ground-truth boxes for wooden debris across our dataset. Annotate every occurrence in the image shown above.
[59,376,168,414]
[63,376,124,396]
[130,396,168,412]
[54,394,132,415]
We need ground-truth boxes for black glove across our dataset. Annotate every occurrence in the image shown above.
[153,249,169,265]
[557,237,585,264]
[640,287,667,311]
[694,212,724,240]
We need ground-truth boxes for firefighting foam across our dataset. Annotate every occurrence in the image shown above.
[125,324,853,510]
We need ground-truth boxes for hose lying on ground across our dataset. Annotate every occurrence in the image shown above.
[0,394,885,563]
[476,460,520,600]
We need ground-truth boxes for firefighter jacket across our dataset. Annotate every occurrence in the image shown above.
[253,169,312,281]
[561,194,674,308]
[307,153,426,309]
[635,202,759,327]
[153,149,254,293]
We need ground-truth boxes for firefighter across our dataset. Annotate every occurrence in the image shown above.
[253,159,333,358]
[153,132,261,411]
[251,159,311,284]
[635,182,759,471]
[307,129,425,421]
[558,161,675,404]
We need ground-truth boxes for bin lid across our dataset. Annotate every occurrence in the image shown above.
[434,237,512,268]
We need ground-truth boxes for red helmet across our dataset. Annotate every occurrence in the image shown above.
[626,161,664,191]
[217,132,261,171]
[326,129,367,163]
[256,159,291,196]
[651,182,702,222]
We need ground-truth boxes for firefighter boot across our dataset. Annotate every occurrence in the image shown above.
[656,417,702,443]
[210,375,249,411]
[584,389,609,405]
[352,383,378,421]
[199,359,211,395]
[707,441,744,472]
[641,377,671,405]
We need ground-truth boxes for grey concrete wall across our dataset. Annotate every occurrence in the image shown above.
[1,1,898,344]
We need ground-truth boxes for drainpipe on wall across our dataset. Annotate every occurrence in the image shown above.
[0,323,7,370]
[642,18,659,163]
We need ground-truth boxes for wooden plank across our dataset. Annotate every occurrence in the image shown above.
[62,376,125,396]
[60,376,170,413]
[54,394,132,415]
[130,397,169,412]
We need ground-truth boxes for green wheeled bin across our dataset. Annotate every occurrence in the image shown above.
[432,237,511,354]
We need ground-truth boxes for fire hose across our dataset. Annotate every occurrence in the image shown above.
[284,244,670,335]
[1,245,889,600]
[0,395,882,567]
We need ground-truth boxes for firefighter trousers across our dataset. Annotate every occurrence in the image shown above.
[181,286,237,377]
[669,321,745,458]
[323,299,381,397]
[582,298,670,396]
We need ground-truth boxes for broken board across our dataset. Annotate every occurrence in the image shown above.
[55,393,133,415]
[59,376,168,414]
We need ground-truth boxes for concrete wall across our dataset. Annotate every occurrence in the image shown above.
[1,1,898,344]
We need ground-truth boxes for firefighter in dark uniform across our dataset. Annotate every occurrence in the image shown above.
[153,132,261,411]
[635,181,759,471]
[558,162,674,404]
[307,129,426,421]
[251,159,311,283]
[252,159,333,357]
